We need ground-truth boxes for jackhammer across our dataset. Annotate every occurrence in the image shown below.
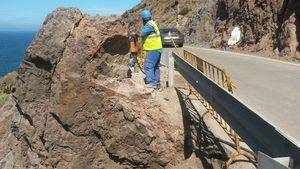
[128,31,144,75]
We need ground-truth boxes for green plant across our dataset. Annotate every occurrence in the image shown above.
[179,7,189,16]
[3,84,13,94]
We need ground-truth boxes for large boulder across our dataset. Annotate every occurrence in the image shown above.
[0,8,184,169]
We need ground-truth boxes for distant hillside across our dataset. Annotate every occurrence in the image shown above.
[123,0,300,61]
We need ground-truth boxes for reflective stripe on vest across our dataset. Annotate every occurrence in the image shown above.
[142,20,163,51]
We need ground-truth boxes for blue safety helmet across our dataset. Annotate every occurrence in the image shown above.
[141,10,152,21]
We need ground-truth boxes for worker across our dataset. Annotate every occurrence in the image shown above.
[140,9,163,90]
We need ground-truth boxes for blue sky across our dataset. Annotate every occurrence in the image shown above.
[0,0,141,31]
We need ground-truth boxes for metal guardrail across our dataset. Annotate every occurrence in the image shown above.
[171,51,300,167]
[188,87,255,167]
[183,50,236,93]
[180,50,253,167]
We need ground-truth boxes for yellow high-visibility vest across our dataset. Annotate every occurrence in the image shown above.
[142,20,163,51]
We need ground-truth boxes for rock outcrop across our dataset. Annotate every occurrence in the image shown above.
[209,0,299,59]
[0,8,184,169]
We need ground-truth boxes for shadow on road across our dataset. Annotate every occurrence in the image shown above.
[175,87,228,168]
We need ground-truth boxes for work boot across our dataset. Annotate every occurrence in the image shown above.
[156,87,163,92]
[145,84,157,89]
[155,84,162,92]
[144,84,156,94]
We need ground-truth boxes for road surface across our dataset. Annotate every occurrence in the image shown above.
[161,46,300,146]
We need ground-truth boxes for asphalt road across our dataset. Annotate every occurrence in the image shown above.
[161,46,300,146]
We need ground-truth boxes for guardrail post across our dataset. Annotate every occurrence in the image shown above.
[168,51,174,87]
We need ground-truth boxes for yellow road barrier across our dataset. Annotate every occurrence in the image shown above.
[183,50,236,93]
[187,85,257,168]
[170,38,256,167]
[169,37,236,93]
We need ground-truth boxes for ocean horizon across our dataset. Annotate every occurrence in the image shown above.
[0,31,36,77]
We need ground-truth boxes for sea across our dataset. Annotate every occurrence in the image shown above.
[0,31,36,77]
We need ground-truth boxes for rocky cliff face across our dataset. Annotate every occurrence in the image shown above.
[0,8,185,169]
[123,0,300,60]
[210,0,299,59]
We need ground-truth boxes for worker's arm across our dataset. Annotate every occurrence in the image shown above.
[140,23,154,38]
